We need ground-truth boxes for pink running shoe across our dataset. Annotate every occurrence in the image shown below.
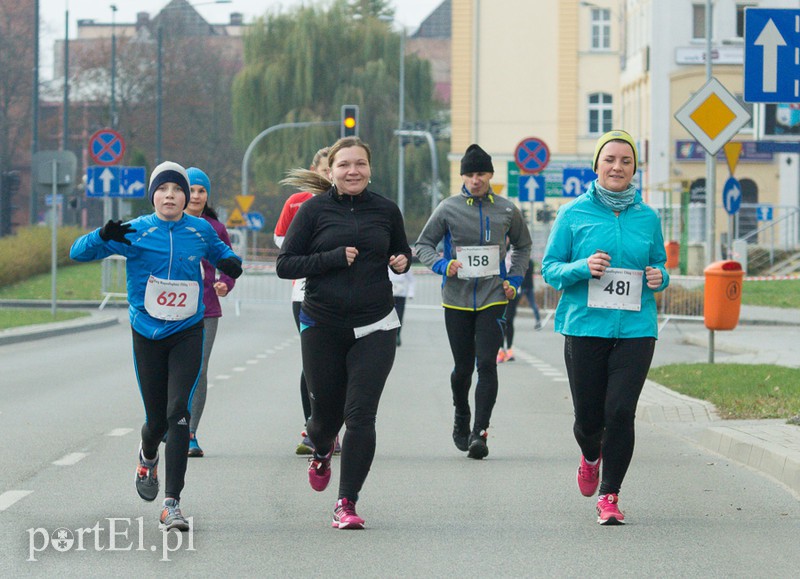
[307,448,333,492]
[332,498,365,529]
[596,493,625,525]
[577,455,601,497]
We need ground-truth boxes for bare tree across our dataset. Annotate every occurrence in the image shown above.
[0,2,34,173]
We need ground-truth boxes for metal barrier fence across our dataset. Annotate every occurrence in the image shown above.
[233,264,709,327]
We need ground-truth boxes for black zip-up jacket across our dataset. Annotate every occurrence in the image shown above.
[276,187,411,328]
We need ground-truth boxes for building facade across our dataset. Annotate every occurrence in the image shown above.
[449,0,798,266]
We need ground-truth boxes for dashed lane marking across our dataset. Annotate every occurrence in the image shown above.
[106,428,133,437]
[0,490,32,512]
[215,374,231,380]
[53,452,88,466]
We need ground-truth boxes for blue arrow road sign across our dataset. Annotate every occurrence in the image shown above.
[562,168,596,197]
[722,177,742,215]
[518,175,545,202]
[756,204,774,221]
[245,212,265,231]
[86,166,146,198]
[745,8,800,102]
[120,167,146,198]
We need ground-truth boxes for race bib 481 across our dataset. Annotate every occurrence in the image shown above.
[587,268,643,311]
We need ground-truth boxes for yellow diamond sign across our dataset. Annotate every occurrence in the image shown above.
[675,77,751,155]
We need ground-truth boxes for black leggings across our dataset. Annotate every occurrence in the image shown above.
[132,321,204,501]
[563,335,655,496]
[292,301,311,423]
[300,323,397,503]
[444,305,506,432]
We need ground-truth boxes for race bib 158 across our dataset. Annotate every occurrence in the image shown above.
[456,245,500,279]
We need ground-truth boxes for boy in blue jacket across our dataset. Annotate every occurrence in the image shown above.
[70,161,242,531]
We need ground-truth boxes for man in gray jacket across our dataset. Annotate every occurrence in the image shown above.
[415,144,532,459]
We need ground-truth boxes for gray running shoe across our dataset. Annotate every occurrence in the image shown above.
[135,445,159,502]
[159,498,190,532]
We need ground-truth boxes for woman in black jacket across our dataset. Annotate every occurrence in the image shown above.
[276,136,411,529]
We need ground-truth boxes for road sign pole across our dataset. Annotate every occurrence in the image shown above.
[50,160,58,317]
[706,155,716,263]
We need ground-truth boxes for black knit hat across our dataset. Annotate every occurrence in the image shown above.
[460,144,494,175]
[148,161,191,208]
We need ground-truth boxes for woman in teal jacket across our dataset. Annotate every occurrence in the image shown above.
[542,130,669,526]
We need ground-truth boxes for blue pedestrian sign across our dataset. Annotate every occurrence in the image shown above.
[518,175,545,202]
[756,204,774,221]
[562,168,596,197]
[86,166,146,198]
[514,137,550,174]
[722,177,742,215]
[744,9,800,102]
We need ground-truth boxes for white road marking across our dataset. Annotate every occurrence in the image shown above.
[106,428,133,437]
[233,367,247,372]
[0,490,32,511]
[215,374,231,380]
[53,452,88,466]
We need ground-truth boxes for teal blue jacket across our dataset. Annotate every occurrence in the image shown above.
[541,182,669,339]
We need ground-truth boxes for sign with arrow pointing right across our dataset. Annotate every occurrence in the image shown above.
[722,176,742,215]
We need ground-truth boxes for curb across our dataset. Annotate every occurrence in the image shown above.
[639,380,800,497]
[699,422,800,497]
[0,315,119,346]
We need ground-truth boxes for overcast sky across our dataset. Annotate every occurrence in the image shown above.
[39,0,444,78]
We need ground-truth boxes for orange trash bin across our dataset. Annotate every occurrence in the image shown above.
[665,240,680,269]
[703,260,744,330]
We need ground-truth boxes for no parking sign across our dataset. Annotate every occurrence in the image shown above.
[514,137,550,174]
[88,128,126,166]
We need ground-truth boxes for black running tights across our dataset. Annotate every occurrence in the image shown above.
[132,321,204,501]
[563,335,656,496]
[444,305,506,432]
[301,323,397,503]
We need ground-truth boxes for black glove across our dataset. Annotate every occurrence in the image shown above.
[99,219,136,245]
[217,257,243,279]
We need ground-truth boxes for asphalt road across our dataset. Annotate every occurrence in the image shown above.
[1,302,798,577]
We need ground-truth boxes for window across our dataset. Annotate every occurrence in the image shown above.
[591,8,611,50]
[588,93,613,135]
[692,4,707,40]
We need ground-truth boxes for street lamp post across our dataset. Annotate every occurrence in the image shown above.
[110,4,118,129]
[397,27,406,215]
[155,0,232,164]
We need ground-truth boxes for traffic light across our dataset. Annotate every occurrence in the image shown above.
[341,105,359,138]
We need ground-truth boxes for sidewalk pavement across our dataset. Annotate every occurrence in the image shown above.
[638,304,800,497]
[1,302,798,497]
